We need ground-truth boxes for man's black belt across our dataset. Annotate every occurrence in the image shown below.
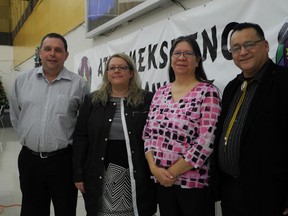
[22,145,71,158]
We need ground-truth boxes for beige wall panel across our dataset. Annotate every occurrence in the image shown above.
[13,0,84,67]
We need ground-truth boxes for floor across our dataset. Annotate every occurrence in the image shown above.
[0,127,87,216]
[0,126,21,215]
[0,126,221,216]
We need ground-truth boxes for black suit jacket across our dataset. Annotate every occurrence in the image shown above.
[211,59,288,215]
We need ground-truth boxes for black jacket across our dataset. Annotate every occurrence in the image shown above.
[73,90,157,216]
[211,59,288,215]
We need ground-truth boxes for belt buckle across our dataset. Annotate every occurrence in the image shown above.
[40,152,48,159]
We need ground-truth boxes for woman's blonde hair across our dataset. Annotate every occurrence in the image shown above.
[92,53,144,107]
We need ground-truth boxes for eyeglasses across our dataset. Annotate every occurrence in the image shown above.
[172,51,195,58]
[107,65,129,72]
[230,39,264,54]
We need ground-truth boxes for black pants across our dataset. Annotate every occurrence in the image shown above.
[220,174,243,216]
[156,184,215,216]
[18,146,77,216]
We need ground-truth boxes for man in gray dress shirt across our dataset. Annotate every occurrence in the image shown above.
[10,33,88,216]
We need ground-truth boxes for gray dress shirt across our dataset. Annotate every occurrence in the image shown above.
[10,66,88,152]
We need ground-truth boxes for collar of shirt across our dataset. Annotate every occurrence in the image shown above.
[238,59,270,84]
[36,66,73,82]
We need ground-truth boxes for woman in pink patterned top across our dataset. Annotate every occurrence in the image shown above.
[143,36,221,216]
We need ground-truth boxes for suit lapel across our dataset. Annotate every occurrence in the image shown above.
[241,62,276,140]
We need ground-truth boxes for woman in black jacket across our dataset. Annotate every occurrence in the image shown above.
[73,53,157,216]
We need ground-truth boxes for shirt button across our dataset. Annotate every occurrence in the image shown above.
[99,176,102,179]
[101,157,104,160]
[109,119,112,122]
[113,103,116,106]
[105,138,108,141]
[131,151,134,154]
[128,131,131,134]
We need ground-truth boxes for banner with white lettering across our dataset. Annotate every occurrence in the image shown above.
[74,0,288,93]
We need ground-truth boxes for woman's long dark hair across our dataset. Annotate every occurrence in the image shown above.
[168,36,210,83]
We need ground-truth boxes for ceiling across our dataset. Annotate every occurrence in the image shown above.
[0,0,10,32]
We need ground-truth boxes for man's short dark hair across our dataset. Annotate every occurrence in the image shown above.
[40,33,68,52]
[231,22,266,40]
